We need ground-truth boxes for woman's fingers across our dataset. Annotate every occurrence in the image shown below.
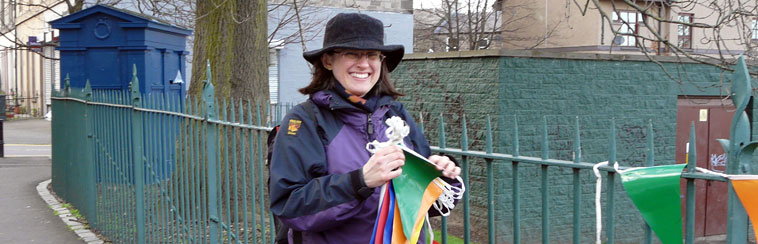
[387,166,403,179]
[443,163,460,178]
[429,155,461,179]
[362,146,406,188]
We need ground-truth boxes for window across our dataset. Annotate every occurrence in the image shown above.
[268,49,279,105]
[612,11,641,46]
[752,19,758,41]
[678,13,693,49]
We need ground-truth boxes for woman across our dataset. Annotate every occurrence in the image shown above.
[269,13,461,244]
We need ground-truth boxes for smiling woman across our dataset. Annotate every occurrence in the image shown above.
[268,13,461,244]
[321,49,384,97]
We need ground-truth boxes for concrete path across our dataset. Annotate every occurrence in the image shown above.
[0,119,82,243]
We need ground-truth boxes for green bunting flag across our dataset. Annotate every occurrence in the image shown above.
[392,146,444,243]
[618,164,686,244]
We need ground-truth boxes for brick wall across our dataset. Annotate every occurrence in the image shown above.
[392,50,743,243]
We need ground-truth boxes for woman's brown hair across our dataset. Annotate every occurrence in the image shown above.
[298,54,404,99]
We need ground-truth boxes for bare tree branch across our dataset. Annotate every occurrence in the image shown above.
[581,0,758,79]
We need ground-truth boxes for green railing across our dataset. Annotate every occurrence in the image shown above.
[51,59,753,243]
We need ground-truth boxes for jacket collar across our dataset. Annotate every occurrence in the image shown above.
[311,89,395,112]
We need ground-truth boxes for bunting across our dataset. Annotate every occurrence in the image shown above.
[366,116,464,244]
[370,147,446,244]
[729,176,758,240]
[393,147,445,243]
[617,164,686,244]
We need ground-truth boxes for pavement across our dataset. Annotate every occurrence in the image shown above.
[0,119,82,243]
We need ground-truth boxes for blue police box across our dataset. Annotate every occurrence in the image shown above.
[50,5,191,99]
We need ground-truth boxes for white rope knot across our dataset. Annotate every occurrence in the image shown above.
[432,177,465,216]
[366,116,409,154]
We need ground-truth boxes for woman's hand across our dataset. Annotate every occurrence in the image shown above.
[429,155,461,179]
[362,146,405,188]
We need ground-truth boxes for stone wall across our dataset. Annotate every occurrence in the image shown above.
[392,50,745,243]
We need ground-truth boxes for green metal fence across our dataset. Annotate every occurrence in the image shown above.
[51,61,753,243]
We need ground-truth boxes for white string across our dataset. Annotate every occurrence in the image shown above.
[612,162,641,175]
[593,161,609,244]
[612,162,758,181]
[426,213,434,243]
[695,167,758,180]
[431,176,466,216]
[366,116,409,154]
[695,167,729,178]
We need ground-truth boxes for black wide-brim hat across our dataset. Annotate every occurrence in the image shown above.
[303,13,405,72]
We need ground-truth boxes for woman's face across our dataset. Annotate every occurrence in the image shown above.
[322,49,384,97]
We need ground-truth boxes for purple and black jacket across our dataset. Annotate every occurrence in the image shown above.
[269,90,432,243]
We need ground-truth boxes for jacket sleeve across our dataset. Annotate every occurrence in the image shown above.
[269,106,366,226]
[279,198,364,232]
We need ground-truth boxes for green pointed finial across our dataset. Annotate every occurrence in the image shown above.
[461,114,468,151]
[64,74,71,96]
[646,119,654,167]
[238,100,244,124]
[83,79,92,98]
[438,113,446,149]
[130,64,141,107]
[513,117,519,157]
[205,59,212,85]
[230,97,236,123]
[687,122,696,172]
[574,116,581,163]
[202,59,215,119]
[730,56,750,112]
[485,115,492,154]
[541,116,548,160]
[609,118,616,164]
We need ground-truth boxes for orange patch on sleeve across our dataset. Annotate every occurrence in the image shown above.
[287,119,302,135]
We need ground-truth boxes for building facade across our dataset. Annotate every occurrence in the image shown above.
[498,0,749,56]
[0,0,67,117]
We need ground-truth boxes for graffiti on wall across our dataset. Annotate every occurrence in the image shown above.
[710,153,727,172]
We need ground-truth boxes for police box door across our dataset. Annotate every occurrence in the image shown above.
[675,96,737,237]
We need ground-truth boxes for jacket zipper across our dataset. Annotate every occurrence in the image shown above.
[367,112,374,136]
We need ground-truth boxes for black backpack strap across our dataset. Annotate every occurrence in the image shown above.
[273,100,317,244]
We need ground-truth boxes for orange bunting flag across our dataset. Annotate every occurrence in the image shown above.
[730,176,758,240]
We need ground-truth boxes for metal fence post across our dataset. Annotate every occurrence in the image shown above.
[724,56,752,244]
[202,61,220,243]
[83,80,97,226]
[129,65,146,244]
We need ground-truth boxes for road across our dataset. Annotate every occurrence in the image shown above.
[0,119,81,243]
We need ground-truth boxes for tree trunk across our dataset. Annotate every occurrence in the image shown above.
[190,0,269,107]
[189,0,269,225]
